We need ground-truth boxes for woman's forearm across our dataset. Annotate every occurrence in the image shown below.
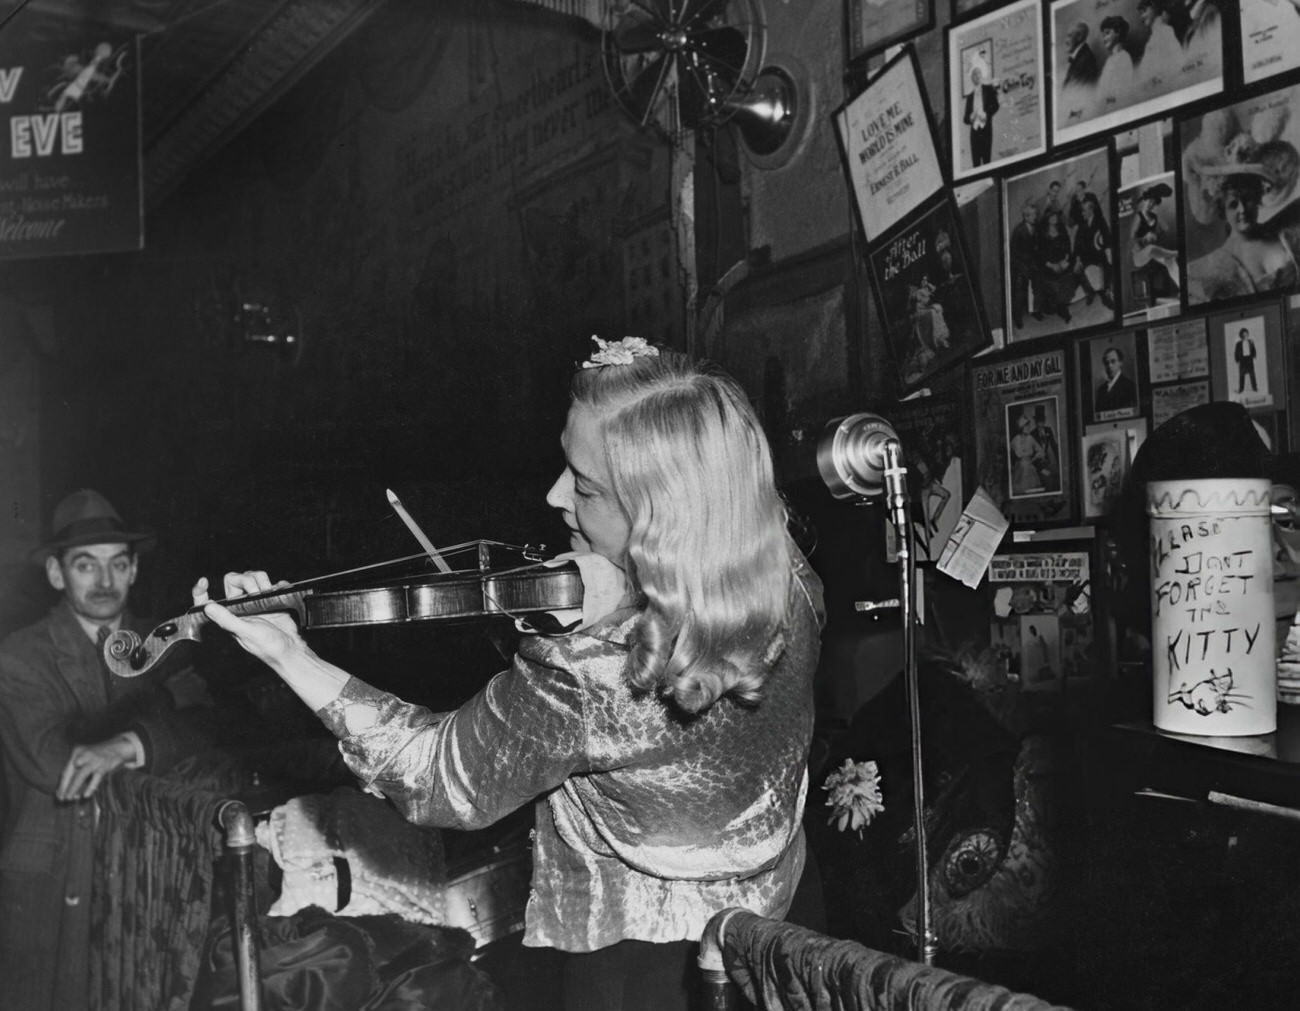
[264,644,352,712]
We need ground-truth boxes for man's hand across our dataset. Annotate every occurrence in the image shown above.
[57,734,140,801]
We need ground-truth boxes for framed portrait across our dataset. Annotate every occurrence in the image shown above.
[1049,0,1223,148]
[867,195,992,393]
[1117,171,1182,322]
[848,0,934,64]
[1179,81,1300,308]
[834,47,945,244]
[1080,329,1143,423]
[1241,0,1300,86]
[1208,300,1285,410]
[967,342,1076,525]
[1001,143,1118,343]
[946,0,1047,182]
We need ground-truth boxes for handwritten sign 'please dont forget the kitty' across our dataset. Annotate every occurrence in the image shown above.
[1148,479,1276,737]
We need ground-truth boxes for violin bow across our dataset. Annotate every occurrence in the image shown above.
[386,489,452,574]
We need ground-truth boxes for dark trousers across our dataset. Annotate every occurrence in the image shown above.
[563,939,696,1011]
[560,847,825,1010]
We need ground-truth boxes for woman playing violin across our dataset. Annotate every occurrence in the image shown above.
[194,339,826,1011]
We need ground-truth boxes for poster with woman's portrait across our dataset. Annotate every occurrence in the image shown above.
[946,0,1046,181]
[867,196,991,393]
[1050,0,1223,148]
[1006,395,1064,499]
[1241,0,1300,86]
[1180,82,1300,307]
[1001,144,1117,343]
[1117,171,1182,321]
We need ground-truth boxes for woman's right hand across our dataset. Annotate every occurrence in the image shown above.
[192,572,305,670]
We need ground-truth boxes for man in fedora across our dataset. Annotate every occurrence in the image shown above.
[0,489,210,1011]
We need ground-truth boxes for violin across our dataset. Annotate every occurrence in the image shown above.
[105,539,583,679]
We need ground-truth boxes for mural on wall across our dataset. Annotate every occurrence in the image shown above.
[6,1,675,595]
[0,14,141,259]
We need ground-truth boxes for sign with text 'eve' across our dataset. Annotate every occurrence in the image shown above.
[0,17,141,260]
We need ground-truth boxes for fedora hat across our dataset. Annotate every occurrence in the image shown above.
[31,489,155,564]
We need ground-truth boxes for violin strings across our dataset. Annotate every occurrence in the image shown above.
[201,540,548,609]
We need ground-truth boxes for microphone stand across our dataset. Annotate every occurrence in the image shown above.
[816,413,936,964]
[880,438,937,966]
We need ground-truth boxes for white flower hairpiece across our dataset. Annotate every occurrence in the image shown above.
[582,335,660,369]
[823,758,884,837]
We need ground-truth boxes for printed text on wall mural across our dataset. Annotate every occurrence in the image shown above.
[397,46,613,216]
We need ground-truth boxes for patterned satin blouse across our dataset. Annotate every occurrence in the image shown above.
[316,556,825,952]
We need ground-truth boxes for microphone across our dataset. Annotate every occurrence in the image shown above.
[816,413,901,500]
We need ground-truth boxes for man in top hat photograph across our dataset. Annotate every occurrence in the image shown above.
[0,489,214,1011]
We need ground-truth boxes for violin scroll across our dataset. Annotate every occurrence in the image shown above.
[104,628,146,678]
[104,588,310,679]
[104,611,206,679]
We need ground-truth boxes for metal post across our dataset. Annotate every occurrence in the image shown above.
[218,801,263,1011]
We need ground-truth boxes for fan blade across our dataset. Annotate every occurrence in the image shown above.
[624,52,672,126]
[688,25,749,80]
[677,55,715,126]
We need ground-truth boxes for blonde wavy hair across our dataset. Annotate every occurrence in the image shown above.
[570,350,796,713]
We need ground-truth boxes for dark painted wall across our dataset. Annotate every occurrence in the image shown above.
[1,1,685,633]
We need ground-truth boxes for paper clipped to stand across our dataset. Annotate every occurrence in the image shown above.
[936,487,1009,588]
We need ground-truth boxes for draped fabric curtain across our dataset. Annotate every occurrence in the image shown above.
[710,910,1072,1011]
[90,770,227,1011]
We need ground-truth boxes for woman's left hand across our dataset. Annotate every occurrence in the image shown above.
[192,572,304,670]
